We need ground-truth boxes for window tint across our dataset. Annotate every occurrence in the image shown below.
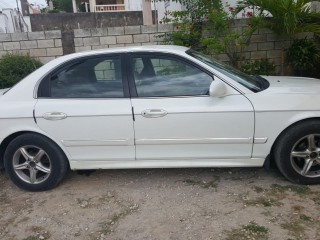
[47,56,124,98]
[132,55,213,97]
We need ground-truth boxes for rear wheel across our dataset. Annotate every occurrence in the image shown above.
[4,133,68,191]
[275,121,320,184]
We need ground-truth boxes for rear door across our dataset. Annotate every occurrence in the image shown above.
[35,54,135,167]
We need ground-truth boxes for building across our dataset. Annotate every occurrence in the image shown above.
[71,0,185,24]
[311,2,320,12]
[0,8,30,33]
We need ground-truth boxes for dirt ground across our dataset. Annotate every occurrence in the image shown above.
[0,167,320,240]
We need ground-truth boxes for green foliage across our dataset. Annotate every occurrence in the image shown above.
[235,0,320,37]
[241,59,276,75]
[162,11,202,48]
[0,54,43,89]
[160,0,253,66]
[287,38,320,76]
[159,0,223,21]
[50,0,73,13]
[243,222,268,234]
[47,9,60,13]
[201,6,254,66]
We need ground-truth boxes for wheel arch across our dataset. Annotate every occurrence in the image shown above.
[269,117,320,166]
[0,131,70,170]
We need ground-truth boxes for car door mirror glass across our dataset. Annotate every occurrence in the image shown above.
[209,81,227,98]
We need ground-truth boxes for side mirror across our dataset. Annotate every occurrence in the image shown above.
[209,80,227,97]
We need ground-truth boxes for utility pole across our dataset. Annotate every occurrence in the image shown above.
[142,0,152,25]
[15,0,24,32]
[16,0,20,12]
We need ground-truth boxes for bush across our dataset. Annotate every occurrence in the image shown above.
[287,38,320,77]
[241,59,276,76]
[0,54,43,89]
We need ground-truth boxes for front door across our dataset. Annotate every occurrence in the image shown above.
[35,54,135,167]
[129,53,254,163]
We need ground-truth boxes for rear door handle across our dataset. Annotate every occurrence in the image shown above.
[43,112,67,120]
[142,109,167,118]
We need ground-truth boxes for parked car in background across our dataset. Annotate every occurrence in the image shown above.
[1,45,320,191]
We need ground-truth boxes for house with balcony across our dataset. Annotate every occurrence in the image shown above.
[71,0,133,13]
[71,0,185,24]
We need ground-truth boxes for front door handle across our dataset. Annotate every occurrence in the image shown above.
[43,112,67,120]
[142,109,167,118]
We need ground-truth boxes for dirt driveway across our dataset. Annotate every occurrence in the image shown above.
[0,167,320,240]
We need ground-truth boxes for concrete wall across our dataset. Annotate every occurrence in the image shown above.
[73,24,171,52]
[0,30,63,64]
[29,12,145,31]
[0,22,315,75]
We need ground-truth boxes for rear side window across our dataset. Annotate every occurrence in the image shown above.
[39,56,124,98]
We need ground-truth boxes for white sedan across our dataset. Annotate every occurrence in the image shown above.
[0,45,319,191]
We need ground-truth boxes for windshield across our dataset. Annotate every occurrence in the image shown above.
[186,49,267,92]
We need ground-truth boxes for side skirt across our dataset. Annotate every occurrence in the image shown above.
[70,158,265,170]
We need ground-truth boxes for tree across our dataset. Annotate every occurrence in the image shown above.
[50,0,73,13]
[235,0,320,37]
[235,0,320,74]
[160,0,252,66]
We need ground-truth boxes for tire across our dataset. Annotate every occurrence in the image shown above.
[274,120,320,185]
[4,133,68,191]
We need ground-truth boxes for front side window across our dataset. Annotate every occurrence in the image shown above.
[186,49,269,92]
[131,55,213,97]
[40,56,124,98]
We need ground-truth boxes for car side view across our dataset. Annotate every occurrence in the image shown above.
[0,45,320,191]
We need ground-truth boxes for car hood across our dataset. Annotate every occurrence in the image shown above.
[262,76,320,94]
[0,88,9,95]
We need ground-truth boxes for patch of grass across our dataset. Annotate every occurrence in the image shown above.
[77,197,92,208]
[281,220,306,239]
[270,184,288,194]
[299,214,313,222]
[182,177,220,190]
[243,222,268,234]
[312,197,320,205]
[245,197,280,207]
[271,184,311,195]
[288,185,311,195]
[99,204,139,235]
[225,221,268,240]
[253,186,264,193]
[292,205,304,212]
[29,226,43,233]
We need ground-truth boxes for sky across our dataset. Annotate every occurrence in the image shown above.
[0,0,47,11]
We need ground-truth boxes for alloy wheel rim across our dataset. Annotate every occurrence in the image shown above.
[290,134,320,178]
[12,145,52,184]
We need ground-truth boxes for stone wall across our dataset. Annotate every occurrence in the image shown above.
[29,11,157,31]
[73,24,172,52]
[0,23,314,74]
[0,30,62,64]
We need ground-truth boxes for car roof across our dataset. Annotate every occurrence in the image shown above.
[65,45,189,59]
[43,45,190,69]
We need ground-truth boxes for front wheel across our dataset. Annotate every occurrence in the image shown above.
[4,133,68,191]
[274,121,320,184]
